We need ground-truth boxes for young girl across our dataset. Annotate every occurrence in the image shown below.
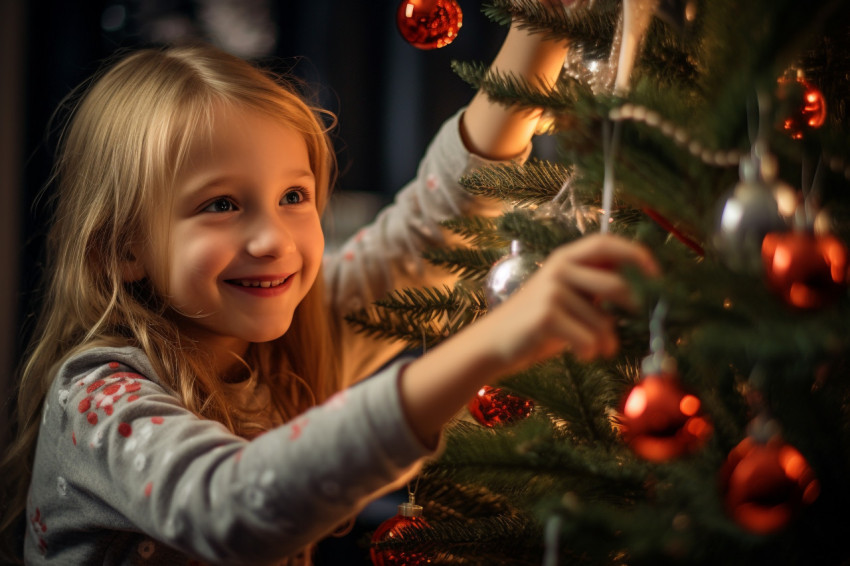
[0,17,658,566]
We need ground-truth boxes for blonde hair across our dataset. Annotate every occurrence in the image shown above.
[0,44,340,561]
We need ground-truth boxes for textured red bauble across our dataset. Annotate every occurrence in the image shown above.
[396,0,462,50]
[720,436,820,534]
[777,75,827,140]
[619,374,712,461]
[761,230,848,309]
[467,385,534,428]
[370,503,431,566]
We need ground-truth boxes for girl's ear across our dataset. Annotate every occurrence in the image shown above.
[122,251,147,282]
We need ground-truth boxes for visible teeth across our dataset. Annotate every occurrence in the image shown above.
[237,278,286,288]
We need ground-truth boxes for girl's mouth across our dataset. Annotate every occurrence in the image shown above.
[225,274,294,295]
[231,276,289,288]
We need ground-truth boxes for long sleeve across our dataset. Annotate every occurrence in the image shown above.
[25,347,428,565]
[325,108,531,385]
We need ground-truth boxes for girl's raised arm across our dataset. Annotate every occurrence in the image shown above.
[459,16,569,160]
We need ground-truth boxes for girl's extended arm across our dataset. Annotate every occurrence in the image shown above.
[460,18,569,160]
[399,234,660,446]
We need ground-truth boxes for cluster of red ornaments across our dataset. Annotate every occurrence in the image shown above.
[749,75,847,310]
[617,365,820,534]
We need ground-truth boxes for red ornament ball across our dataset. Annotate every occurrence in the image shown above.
[777,75,827,140]
[370,502,432,566]
[761,230,848,309]
[720,436,820,534]
[467,385,534,428]
[619,374,712,461]
[396,0,462,50]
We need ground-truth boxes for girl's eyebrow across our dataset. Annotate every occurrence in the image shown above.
[182,169,316,198]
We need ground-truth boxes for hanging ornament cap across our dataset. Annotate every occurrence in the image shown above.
[397,499,424,518]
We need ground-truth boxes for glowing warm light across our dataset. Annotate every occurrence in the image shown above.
[789,283,814,308]
[679,395,701,416]
[686,417,709,438]
[624,387,647,418]
[405,3,414,17]
[772,247,792,273]
[825,242,847,282]
[779,446,806,480]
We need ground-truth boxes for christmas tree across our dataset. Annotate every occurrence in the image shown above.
[349,0,850,564]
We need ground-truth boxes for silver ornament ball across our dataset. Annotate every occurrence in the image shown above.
[485,241,543,307]
[713,158,788,273]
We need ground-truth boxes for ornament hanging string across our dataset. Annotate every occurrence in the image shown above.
[643,297,669,373]
[408,474,421,506]
[600,118,622,234]
[801,153,823,222]
[542,514,563,566]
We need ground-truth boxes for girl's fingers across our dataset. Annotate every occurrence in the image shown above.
[553,234,660,278]
[552,284,619,355]
[556,264,636,310]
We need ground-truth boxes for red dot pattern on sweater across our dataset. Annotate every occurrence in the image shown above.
[75,369,146,428]
[289,417,308,440]
[30,508,48,554]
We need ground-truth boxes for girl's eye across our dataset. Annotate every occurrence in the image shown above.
[203,198,236,213]
[282,189,306,205]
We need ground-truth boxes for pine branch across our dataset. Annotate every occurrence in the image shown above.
[497,209,583,252]
[344,285,489,349]
[422,247,503,282]
[482,0,620,51]
[440,216,506,249]
[500,359,629,447]
[373,285,486,318]
[371,514,543,566]
[458,159,570,207]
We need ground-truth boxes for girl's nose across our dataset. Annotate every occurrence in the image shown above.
[245,212,296,258]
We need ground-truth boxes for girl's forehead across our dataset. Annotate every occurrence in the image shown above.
[173,105,311,186]
[182,106,301,165]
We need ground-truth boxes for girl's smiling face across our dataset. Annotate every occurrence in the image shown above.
[141,106,325,358]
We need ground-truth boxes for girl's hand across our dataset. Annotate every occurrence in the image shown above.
[482,234,660,369]
[398,234,658,446]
